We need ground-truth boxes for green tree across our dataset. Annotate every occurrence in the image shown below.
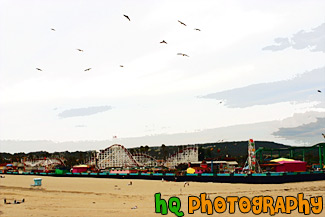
[161,144,166,160]
[198,146,205,161]
[206,148,212,159]
[144,145,149,153]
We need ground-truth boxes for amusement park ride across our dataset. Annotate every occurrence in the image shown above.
[164,147,198,168]
[96,144,198,170]
[243,139,262,173]
[23,158,65,172]
[12,144,199,172]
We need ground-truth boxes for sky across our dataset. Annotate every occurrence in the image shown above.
[0,0,324,153]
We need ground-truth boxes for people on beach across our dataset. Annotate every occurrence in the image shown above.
[14,199,25,204]
[4,198,25,204]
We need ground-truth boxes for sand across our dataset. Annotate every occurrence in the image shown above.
[0,175,324,216]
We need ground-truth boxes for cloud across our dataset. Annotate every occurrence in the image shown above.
[200,67,325,108]
[273,117,325,144]
[58,106,112,118]
[262,37,291,51]
[263,23,325,52]
[75,125,87,128]
[314,101,325,109]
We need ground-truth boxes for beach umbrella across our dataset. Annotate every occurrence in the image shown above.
[186,167,196,174]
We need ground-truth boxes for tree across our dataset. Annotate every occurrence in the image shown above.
[161,144,166,160]
[129,149,134,154]
[206,148,212,159]
[198,146,205,161]
[144,145,149,153]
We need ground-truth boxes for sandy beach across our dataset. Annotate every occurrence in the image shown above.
[0,175,324,216]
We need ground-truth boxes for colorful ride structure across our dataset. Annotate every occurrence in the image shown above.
[24,158,65,172]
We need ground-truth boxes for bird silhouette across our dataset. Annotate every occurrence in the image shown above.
[36,68,42,71]
[84,68,92,71]
[160,40,167,44]
[178,20,186,26]
[194,28,201,31]
[51,28,55,31]
[120,65,124,67]
[177,53,189,57]
[318,90,322,93]
[123,15,130,21]
[322,133,325,139]
[77,49,83,52]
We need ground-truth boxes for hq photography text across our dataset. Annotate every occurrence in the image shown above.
[154,193,323,216]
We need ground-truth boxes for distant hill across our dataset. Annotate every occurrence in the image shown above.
[128,140,290,164]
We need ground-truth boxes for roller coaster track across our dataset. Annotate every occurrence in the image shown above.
[165,146,198,167]
[132,153,158,167]
[97,144,140,169]
[24,158,65,168]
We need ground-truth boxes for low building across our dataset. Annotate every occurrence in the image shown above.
[109,169,138,174]
[72,165,89,173]
[274,160,307,172]
[261,158,307,172]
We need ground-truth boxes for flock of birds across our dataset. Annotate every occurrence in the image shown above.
[36,14,200,72]
[36,14,325,139]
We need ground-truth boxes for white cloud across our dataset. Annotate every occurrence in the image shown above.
[58,106,112,118]
[201,67,325,108]
[263,23,325,52]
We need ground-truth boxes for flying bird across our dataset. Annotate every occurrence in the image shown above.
[36,68,42,71]
[160,40,167,44]
[120,65,124,67]
[123,15,130,21]
[51,28,55,31]
[322,133,325,139]
[84,68,91,71]
[318,90,322,93]
[178,20,186,26]
[77,49,84,52]
[177,53,189,57]
[194,28,201,31]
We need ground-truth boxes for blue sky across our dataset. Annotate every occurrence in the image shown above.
[0,0,324,153]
